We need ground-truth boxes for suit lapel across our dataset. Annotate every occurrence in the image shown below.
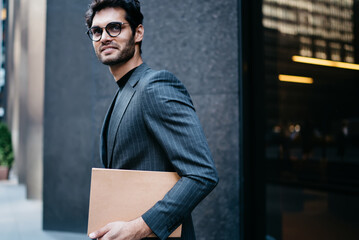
[100,89,120,167]
[107,63,150,168]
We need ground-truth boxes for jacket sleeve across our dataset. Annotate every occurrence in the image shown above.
[140,71,219,239]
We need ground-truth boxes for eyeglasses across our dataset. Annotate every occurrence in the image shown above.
[87,22,129,42]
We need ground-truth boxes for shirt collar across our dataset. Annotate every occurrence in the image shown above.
[116,67,138,89]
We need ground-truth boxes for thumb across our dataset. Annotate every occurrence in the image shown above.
[89,225,110,239]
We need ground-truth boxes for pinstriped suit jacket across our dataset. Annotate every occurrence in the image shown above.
[100,63,219,240]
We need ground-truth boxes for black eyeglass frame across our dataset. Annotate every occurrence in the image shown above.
[86,22,129,42]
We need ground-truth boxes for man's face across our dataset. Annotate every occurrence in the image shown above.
[91,7,135,66]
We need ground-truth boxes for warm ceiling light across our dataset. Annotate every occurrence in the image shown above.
[292,55,359,71]
[1,9,6,21]
[279,74,313,84]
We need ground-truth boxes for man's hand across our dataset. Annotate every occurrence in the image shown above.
[88,217,152,240]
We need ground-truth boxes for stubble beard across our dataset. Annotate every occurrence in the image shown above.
[96,35,136,66]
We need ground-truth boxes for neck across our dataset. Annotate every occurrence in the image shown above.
[109,54,143,80]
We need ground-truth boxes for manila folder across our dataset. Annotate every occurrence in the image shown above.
[88,168,182,238]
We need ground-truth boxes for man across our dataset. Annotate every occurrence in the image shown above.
[85,1,218,239]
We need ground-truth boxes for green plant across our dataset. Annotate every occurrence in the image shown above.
[0,122,14,168]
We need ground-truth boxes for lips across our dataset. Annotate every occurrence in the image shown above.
[100,45,118,53]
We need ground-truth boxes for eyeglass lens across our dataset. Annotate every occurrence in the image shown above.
[88,22,123,41]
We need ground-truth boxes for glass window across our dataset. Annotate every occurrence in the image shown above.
[0,0,6,120]
[262,0,359,239]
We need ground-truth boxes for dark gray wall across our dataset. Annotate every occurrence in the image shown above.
[43,0,239,238]
[141,1,240,239]
[43,0,108,231]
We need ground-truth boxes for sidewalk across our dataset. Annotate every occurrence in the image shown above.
[0,178,88,240]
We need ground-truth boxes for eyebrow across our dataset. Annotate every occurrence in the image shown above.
[90,21,124,28]
[90,23,104,28]
[90,21,108,28]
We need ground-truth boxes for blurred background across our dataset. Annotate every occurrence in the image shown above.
[0,0,358,240]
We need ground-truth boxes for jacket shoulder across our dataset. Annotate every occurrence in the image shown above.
[143,69,178,83]
[136,68,182,93]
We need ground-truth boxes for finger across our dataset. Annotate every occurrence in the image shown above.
[89,225,110,239]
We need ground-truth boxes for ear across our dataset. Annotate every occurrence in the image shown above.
[134,24,144,43]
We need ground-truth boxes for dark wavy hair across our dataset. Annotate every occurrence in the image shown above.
[85,0,144,49]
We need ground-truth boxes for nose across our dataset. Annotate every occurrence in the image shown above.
[100,29,112,42]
